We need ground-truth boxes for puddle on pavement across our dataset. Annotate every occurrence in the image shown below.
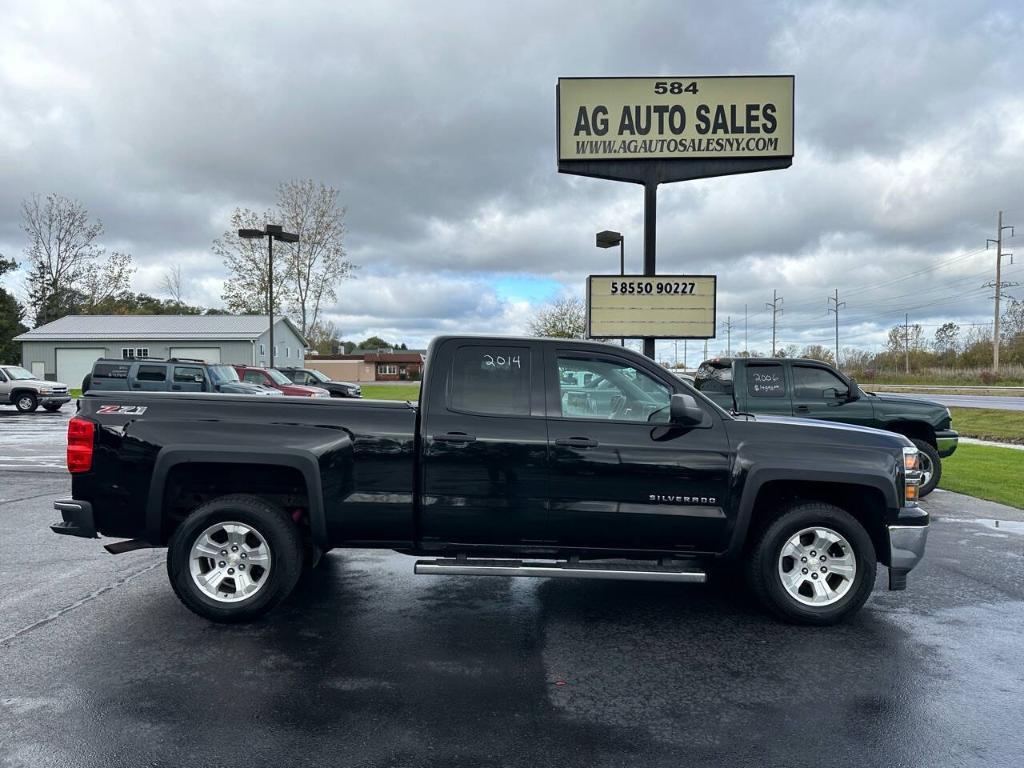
[939,517,1024,535]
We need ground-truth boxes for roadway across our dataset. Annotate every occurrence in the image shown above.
[881,392,1024,411]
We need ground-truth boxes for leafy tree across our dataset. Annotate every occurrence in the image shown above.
[0,254,27,363]
[21,193,134,326]
[306,320,342,355]
[933,322,960,362]
[527,297,586,339]
[800,344,836,365]
[357,335,394,350]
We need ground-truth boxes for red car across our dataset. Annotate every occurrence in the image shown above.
[233,366,330,398]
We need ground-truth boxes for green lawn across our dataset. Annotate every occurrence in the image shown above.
[949,408,1024,444]
[70,388,82,398]
[361,384,421,401]
[939,443,1024,509]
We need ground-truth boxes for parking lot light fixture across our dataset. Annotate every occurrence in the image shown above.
[237,224,299,367]
[596,230,625,345]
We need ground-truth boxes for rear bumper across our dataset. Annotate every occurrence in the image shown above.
[935,430,958,457]
[887,508,929,590]
[51,499,97,538]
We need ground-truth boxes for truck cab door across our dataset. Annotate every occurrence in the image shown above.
[791,363,874,427]
[738,361,792,415]
[545,348,732,554]
[171,365,207,393]
[0,369,9,402]
[418,341,549,547]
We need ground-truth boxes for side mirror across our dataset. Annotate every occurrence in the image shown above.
[670,393,704,426]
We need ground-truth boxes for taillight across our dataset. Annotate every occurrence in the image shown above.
[67,417,95,473]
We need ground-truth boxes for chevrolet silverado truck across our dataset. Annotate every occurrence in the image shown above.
[51,336,928,626]
[694,357,957,497]
[0,365,71,412]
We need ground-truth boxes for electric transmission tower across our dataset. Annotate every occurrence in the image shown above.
[720,316,734,356]
[986,210,1016,372]
[827,289,846,367]
[765,291,783,356]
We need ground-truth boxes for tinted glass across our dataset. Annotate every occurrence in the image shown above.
[136,365,167,382]
[243,370,266,385]
[3,366,35,380]
[695,362,733,394]
[449,346,530,416]
[793,366,848,399]
[94,362,130,379]
[266,369,291,385]
[557,356,671,422]
[208,365,239,384]
[747,364,787,398]
[173,366,205,383]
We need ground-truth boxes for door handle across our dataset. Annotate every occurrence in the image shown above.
[555,437,599,448]
[795,405,810,413]
[433,432,476,444]
[131,383,141,389]
[171,385,182,391]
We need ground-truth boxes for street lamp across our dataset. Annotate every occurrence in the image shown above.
[238,224,299,368]
[596,230,625,346]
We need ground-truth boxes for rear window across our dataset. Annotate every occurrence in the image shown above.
[747,364,787,397]
[136,365,167,382]
[93,362,130,379]
[449,345,530,416]
[694,361,733,395]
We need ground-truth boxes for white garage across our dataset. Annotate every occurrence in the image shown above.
[169,347,222,363]
[56,348,106,389]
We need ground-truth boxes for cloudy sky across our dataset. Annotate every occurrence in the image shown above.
[2,0,1023,364]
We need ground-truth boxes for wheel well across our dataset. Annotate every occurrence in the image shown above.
[11,388,36,400]
[746,480,888,562]
[161,462,310,544]
[886,420,935,447]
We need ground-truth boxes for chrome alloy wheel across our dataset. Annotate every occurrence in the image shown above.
[189,521,272,603]
[17,395,35,410]
[918,451,934,490]
[777,526,857,606]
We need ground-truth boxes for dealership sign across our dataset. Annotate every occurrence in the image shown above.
[587,275,717,339]
[558,76,794,162]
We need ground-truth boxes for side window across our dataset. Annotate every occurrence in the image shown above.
[136,365,167,382]
[94,362,130,379]
[449,345,530,416]
[243,370,265,385]
[173,366,205,383]
[747,364,787,398]
[694,362,733,395]
[557,356,671,422]
[793,366,848,400]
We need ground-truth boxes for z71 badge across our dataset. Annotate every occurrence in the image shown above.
[96,404,148,415]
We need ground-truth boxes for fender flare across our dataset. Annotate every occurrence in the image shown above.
[724,466,898,558]
[146,446,329,547]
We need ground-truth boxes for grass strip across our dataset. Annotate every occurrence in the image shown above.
[939,443,1024,509]
[949,408,1024,444]
[360,384,421,401]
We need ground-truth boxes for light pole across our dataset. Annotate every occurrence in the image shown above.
[596,230,625,346]
[238,224,299,368]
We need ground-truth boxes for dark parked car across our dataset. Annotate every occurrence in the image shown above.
[83,359,281,397]
[233,365,330,398]
[694,357,957,496]
[52,336,927,626]
[278,367,361,398]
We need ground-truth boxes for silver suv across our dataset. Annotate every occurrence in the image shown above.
[0,365,72,412]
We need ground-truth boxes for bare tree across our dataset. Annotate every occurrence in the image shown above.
[21,193,134,325]
[277,179,353,336]
[800,344,836,365]
[306,319,341,355]
[527,297,586,338]
[161,264,186,306]
[215,207,279,314]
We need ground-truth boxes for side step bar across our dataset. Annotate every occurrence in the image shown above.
[414,558,706,584]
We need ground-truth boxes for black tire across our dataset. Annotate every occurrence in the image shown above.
[81,373,92,392]
[167,494,304,623]
[43,403,63,412]
[14,392,38,413]
[911,439,941,497]
[747,502,876,626]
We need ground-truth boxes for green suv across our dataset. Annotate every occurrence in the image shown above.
[694,357,958,496]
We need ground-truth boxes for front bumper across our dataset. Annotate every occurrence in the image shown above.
[51,499,97,538]
[887,507,929,590]
[935,430,958,457]
[40,395,72,407]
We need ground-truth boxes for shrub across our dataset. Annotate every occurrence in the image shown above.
[979,370,998,385]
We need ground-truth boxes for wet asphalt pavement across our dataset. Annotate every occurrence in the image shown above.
[2,410,1024,767]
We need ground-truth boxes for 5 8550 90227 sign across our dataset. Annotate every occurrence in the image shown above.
[587,275,716,340]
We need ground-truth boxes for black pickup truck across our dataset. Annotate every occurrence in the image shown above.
[694,357,958,496]
[52,336,928,625]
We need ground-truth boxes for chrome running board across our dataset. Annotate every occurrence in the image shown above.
[414,558,706,583]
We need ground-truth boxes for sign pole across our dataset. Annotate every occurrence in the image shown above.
[643,181,658,359]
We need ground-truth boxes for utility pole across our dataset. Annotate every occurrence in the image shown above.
[744,304,748,355]
[721,316,734,356]
[765,290,783,356]
[683,339,687,371]
[827,289,846,367]
[703,338,708,362]
[904,313,910,374]
[986,211,1015,373]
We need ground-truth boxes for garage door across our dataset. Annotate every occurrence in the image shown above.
[56,348,106,389]
[169,347,221,363]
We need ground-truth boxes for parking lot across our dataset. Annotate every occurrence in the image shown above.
[2,409,1024,767]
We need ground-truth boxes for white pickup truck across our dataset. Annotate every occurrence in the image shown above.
[0,365,71,412]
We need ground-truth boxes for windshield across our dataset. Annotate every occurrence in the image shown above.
[208,365,240,384]
[266,369,292,385]
[2,366,37,381]
[308,369,330,383]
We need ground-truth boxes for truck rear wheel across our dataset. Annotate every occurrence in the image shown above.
[911,439,941,497]
[167,494,304,623]
[747,502,876,625]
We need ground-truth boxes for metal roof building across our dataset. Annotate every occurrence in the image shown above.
[14,315,308,388]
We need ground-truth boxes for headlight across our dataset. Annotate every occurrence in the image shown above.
[38,388,53,395]
[903,446,921,504]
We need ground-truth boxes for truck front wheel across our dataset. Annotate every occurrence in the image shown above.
[167,494,304,623]
[911,439,941,497]
[747,502,876,625]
